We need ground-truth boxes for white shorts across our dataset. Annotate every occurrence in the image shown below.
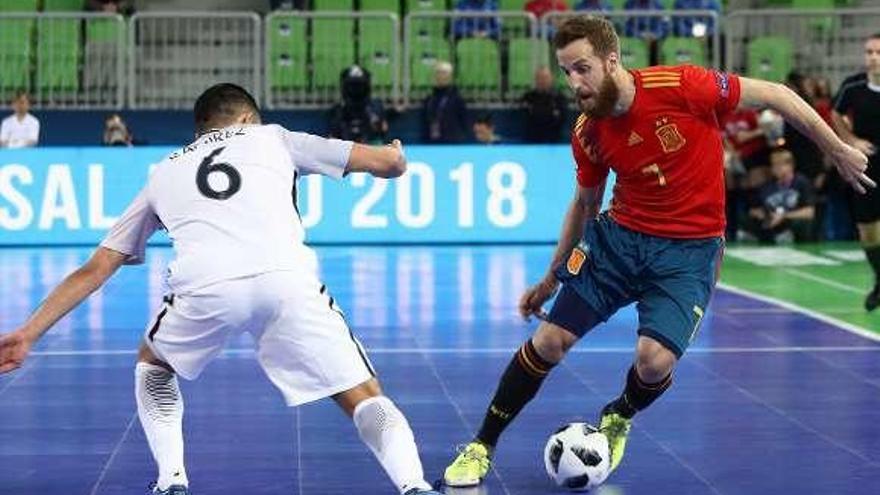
[142,270,376,406]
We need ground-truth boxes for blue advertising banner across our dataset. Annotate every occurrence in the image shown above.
[0,145,613,245]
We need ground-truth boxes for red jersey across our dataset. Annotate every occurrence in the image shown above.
[721,108,767,158]
[571,65,741,239]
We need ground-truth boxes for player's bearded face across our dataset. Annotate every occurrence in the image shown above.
[576,66,619,118]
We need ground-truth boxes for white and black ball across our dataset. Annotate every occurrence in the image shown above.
[543,422,611,492]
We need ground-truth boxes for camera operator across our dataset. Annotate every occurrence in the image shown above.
[328,65,388,144]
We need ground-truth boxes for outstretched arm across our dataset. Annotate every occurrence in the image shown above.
[346,139,407,178]
[737,77,875,193]
[519,181,606,320]
[0,247,127,373]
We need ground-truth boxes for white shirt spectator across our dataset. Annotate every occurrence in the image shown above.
[0,113,40,148]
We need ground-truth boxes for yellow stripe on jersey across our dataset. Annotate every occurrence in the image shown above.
[641,75,681,82]
[642,82,682,88]
[574,113,588,134]
[640,70,680,77]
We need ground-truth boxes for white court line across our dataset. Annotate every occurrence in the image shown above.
[89,412,139,495]
[780,268,865,294]
[295,408,303,495]
[717,282,880,343]
[28,345,880,358]
[690,358,880,469]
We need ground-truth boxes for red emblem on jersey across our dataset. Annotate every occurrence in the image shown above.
[655,117,686,153]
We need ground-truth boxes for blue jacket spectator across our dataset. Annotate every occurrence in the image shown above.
[574,0,612,12]
[453,0,501,39]
[623,0,669,39]
[672,0,720,37]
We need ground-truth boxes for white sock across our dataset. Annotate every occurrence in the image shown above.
[135,362,188,490]
[353,396,432,494]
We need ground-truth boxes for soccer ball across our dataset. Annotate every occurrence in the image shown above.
[544,422,611,492]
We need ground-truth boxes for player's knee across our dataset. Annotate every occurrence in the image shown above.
[532,322,578,364]
[136,341,174,372]
[634,337,677,383]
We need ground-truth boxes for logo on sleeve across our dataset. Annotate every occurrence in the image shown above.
[655,117,686,153]
[714,70,730,98]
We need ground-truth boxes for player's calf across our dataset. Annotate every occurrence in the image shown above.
[600,361,674,473]
[351,394,436,494]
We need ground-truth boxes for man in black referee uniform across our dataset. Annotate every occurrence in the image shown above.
[832,32,880,311]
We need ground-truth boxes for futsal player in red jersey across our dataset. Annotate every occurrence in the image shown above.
[443,15,874,488]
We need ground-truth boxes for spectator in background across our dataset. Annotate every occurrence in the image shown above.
[526,0,569,38]
[745,148,816,244]
[783,72,825,184]
[86,0,134,15]
[423,61,469,143]
[0,92,39,149]
[525,0,569,18]
[812,75,834,126]
[453,0,501,39]
[574,0,613,14]
[623,0,669,40]
[103,113,133,146]
[671,0,720,37]
[521,66,567,143]
[328,65,388,144]
[721,107,770,238]
[473,113,502,144]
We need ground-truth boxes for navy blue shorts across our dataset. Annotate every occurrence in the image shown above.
[546,213,724,358]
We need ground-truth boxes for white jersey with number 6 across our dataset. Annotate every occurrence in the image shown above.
[100,124,353,293]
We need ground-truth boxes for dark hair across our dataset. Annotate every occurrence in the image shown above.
[13,90,29,101]
[770,147,794,161]
[552,15,619,59]
[870,32,880,40]
[475,113,493,126]
[193,83,259,133]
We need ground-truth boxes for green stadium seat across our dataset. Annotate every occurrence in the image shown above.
[86,17,123,43]
[499,0,529,35]
[37,19,81,92]
[43,0,84,10]
[361,0,399,12]
[83,18,124,92]
[0,19,33,91]
[660,37,706,67]
[313,0,353,10]
[268,16,308,90]
[359,18,396,90]
[0,0,38,11]
[455,37,501,98]
[498,0,528,10]
[746,36,793,83]
[313,19,356,89]
[410,16,446,38]
[409,33,452,92]
[792,0,836,38]
[620,36,649,69]
[507,37,542,96]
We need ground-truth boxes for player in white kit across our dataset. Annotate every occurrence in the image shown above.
[0,84,442,495]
